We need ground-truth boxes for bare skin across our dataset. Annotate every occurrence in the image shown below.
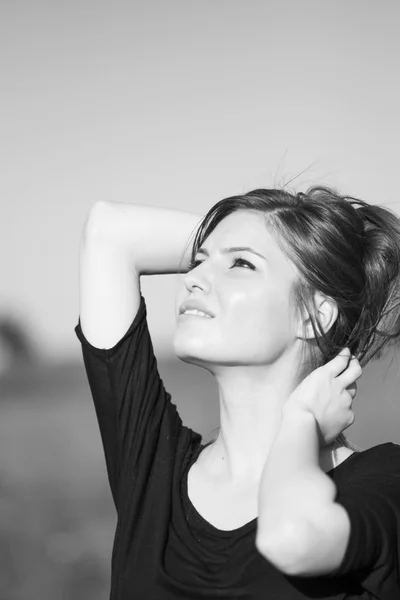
[186,444,356,531]
[173,210,358,528]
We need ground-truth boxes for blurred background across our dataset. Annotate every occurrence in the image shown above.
[1,0,400,598]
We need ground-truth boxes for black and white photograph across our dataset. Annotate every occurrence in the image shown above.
[1,1,400,599]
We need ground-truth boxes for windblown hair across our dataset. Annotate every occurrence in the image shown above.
[183,186,400,452]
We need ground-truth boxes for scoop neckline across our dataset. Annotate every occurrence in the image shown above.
[181,441,360,538]
[181,442,258,537]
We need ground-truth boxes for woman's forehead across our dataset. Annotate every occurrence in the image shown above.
[206,212,277,252]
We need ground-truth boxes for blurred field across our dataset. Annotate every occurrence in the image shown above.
[0,357,220,600]
[0,350,399,599]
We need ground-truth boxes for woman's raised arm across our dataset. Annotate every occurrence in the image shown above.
[78,200,203,349]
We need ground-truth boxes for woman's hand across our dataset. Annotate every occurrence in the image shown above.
[283,348,363,446]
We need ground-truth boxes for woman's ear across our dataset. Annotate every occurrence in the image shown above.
[298,291,338,341]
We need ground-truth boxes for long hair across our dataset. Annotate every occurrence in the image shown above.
[182,186,400,452]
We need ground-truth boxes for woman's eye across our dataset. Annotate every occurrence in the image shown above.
[188,257,255,271]
[188,259,202,270]
[231,257,255,270]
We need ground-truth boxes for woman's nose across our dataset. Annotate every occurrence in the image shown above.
[183,267,212,293]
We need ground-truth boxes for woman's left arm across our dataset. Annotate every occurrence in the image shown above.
[255,406,351,577]
[256,349,362,577]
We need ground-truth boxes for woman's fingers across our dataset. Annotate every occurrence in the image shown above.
[330,348,361,376]
[330,347,351,376]
[339,356,363,389]
[345,411,356,428]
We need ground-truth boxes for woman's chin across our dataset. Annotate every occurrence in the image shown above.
[172,341,210,366]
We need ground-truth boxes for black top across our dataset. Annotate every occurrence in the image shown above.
[75,293,400,600]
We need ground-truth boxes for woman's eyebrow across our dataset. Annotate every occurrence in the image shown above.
[197,246,267,261]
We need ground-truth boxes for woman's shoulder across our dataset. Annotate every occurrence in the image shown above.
[357,441,400,462]
[335,442,400,481]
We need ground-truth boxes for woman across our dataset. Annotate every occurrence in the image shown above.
[75,186,400,599]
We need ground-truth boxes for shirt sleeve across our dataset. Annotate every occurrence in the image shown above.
[326,444,400,586]
[74,294,180,511]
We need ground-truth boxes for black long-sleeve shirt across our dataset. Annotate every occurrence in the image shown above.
[75,293,400,599]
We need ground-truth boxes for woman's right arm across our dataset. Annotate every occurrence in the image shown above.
[79,200,203,350]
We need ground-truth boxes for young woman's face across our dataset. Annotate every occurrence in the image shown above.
[173,210,301,370]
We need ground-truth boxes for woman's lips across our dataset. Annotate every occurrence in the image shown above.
[179,313,214,319]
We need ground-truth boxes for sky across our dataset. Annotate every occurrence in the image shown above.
[1,0,400,362]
